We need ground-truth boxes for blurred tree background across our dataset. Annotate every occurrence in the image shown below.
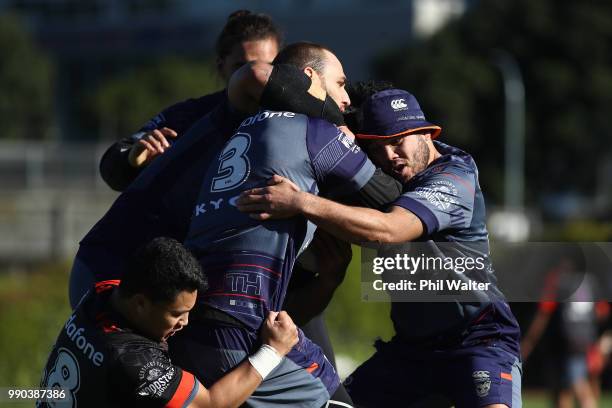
[0,14,222,142]
[3,0,612,209]
[375,0,612,211]
[88,58,221,139]
[0,14,54,140]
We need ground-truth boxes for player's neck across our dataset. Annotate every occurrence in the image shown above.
[428,141,441,165]
[109,289,137,328]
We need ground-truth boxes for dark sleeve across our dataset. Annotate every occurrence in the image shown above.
[99,136,143,192]
[306,118,376,196]
[99,91,226,191]
[98,104,171,192]
[331,167,402,209]
[112,346,199,408]
[392,163,476,236]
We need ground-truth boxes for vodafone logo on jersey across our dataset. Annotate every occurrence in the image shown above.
[64,314,104,366]
[239,110,296,128]
[390,98,408,111]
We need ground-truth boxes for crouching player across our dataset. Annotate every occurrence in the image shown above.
[38,237,298,407]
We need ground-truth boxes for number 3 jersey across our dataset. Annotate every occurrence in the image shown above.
[185,110,375,330]
[38,281,199,408]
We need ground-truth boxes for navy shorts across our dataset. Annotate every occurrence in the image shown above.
[344,338,522,408]
[169,319,340,408]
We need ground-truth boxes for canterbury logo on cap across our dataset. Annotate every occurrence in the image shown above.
[390,99,408,110]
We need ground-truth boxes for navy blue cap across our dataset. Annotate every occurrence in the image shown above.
[355,89,441,139]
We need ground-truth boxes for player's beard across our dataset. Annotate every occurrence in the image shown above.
[392,136,430,182]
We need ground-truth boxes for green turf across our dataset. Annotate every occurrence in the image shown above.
[0,263,71,390]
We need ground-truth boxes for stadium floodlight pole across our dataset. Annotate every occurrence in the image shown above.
[492,49,525,210]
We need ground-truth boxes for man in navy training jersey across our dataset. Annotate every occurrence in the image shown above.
[99,10,282,191]
[237,87,523,407]
[168,43,393,408]
[70,43,398,407]
[74,10,283,308]
[39,237,298,408]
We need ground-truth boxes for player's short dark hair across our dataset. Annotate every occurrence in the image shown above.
[215,10,283,59]
[272,41,331,75]
[119,237,207,303]
[344,80,395,133]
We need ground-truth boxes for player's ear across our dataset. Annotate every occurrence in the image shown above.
[304,67,326,101]
[304,66,324,87]
[133,293,150,315]
[303,66,315,79]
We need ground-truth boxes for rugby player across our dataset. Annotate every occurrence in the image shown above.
[73,10,282,308]
[70,44,399,407]
[237,87,523,407]
[99,10,282,191]
[38,237,298,407]
[168,43,390,408]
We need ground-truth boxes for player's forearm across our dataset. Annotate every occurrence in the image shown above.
[192,342,287,408]
[296,192,396,244]
[334,167,403,209]
[192,360,262,408]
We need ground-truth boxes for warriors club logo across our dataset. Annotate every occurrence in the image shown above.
[472,370,491,397]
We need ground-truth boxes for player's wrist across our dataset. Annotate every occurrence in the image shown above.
[293,191,310,213]
[262,342,283,356]
[127,145,144,168]
[128,151,150,168]
[295,192,317,215]
[248,344,283,379]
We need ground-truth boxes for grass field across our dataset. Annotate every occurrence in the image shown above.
[0,263,71,388]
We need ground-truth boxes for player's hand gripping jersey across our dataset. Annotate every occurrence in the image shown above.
[100,91,226,191]
[77,99,239,286]
[186,110,375,330]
